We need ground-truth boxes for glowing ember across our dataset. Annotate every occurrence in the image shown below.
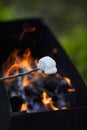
[52,48,58,54]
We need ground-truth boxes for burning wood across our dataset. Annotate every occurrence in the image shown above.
[1,48,76,113]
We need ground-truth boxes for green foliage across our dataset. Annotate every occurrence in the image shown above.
[59,25,87,85]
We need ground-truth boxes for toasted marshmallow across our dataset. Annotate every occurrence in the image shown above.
[37,56,57,74]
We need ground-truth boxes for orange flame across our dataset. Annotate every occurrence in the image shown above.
[64,77,71,86]
[2,48,48,88]
[42,92,59,111]
[19,27,36,41]
[3,48,34,78]
[22,75,39,88]
[2,47,74,112]
[67,88,75,93]
[63,77,75,93]
[20,103,28,112]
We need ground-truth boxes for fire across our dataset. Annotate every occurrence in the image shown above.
[63,77,71,86]
[42,92,59,111]
[67,88,75,93]
[20,103,28,112]
[22,75,30,87]
[3,48,34,79]
[2,47,76,113]
[19,27,36,41]
[22,75,39,87]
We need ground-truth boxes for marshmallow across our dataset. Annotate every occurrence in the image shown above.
[37,56,57,74]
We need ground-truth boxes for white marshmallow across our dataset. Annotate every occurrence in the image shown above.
[37,56,57,74]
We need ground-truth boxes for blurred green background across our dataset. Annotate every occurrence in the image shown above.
[0,0,87,85]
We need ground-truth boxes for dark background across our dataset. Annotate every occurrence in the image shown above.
[0,0,87,85]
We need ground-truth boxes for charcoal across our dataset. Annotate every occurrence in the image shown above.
[10,96,23,112]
